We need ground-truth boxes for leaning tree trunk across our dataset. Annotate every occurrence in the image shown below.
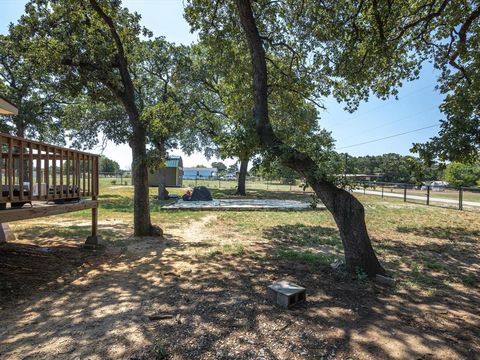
[309,180,385,275]
[235,0,385,276]
[130,120,160,236]
[235,158,249,196]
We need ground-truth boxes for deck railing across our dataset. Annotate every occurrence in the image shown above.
[0,133,99,206]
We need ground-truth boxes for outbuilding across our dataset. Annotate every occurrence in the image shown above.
[148,156,183,187]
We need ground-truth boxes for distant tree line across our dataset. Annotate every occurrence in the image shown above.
[246,153,479,188]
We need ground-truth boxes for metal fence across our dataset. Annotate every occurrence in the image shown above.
[99,172,131,185]
[181,176,306,192]
[353,181,480,210]
[99,172,480,210]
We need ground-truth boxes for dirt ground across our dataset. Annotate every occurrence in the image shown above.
[0,214,479,360]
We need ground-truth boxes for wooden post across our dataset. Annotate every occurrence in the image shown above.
[85,155,100,248]
[403,185,407,202]
[28,142,33,202]
[459,187,463,211]
[426,185,430,206]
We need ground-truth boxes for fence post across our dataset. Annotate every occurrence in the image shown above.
[195,176,197,187]
[459,187,463,210]
[381,184,384,198]
[403,184,407,202]
[426,185,430,206]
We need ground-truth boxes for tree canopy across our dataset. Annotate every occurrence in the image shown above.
[0,31,63,142]
[99,155,121,174]
[15,0,193,235]
[183,0,480,275]
[443,162,480,188]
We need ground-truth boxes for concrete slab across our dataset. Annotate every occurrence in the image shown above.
[162,199,321,211]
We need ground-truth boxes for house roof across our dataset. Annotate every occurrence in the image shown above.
[183,167,218,173]
[166,156,182,168]
[0,95,18,115]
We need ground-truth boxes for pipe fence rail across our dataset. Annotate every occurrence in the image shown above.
[353,180,480,210]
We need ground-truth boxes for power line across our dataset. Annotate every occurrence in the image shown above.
[350,84,434,118]
[340,105,438,142]
[337,123,440,150]
[324,84,435,127]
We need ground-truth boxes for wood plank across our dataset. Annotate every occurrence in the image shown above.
[60,149,63,200]
[19,141,24,201]
[82,155,86,197]
[66,151,70,199]
[87,155,91,196]
[28,142,33,201]
[52,147,57,200]
[8,137,13,202]
[36,143,42,198]
[45,146,49,201]
[0,200,99,223]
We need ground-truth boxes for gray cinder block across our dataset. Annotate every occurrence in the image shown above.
[375,274,396,286]
[267,281,306,308]
[0,223,16,243]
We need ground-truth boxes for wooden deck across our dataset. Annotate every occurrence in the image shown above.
[0,200,98,223]
[0,133,100,245]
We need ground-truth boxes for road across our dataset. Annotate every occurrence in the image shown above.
[353,189,480,208]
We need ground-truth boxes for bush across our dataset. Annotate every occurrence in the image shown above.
[110,180,117,185]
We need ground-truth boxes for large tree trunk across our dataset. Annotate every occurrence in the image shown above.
[130,121,160,237]
[88,0,161,237]
[235,158,249,196]
[235,0,385,276]
[309,181,385,275]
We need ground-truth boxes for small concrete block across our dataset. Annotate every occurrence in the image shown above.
[267,281,306,308]
[0,224,16,243]
[84,235,102,249]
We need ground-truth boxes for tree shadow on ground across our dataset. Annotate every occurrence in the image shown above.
[263,223,341,247]
[0,219,479,359]
[396,225,480,243]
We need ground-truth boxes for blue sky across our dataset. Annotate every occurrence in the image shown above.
[1,0,444,169]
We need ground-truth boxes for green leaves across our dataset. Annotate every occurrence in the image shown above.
[443,162,480,188]
[185,0,479,163]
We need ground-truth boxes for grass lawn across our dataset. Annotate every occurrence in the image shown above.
[1,183,479,359]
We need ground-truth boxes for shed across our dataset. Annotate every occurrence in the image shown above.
[148,156,183,187]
